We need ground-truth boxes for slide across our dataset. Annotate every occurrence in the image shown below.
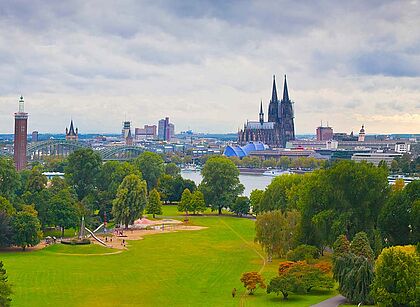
[92,223,105,234]
[84,227,108,247]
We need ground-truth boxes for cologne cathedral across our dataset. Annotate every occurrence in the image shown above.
[238,75,295,148]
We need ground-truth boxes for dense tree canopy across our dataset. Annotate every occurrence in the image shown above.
[231,196,250,216]
[255,210,300,261]
[259,174,302,212]
[49,188,79,236]
[199,156,244,214]
[297,161,389,248]
[146,188,162,218]
[371,246,419,306]
[65,148,102,201]
[11,209,42,250]
[112,174,147,228]
[379,180,420,245]
[0,157,19,199]
[135,152,164,190]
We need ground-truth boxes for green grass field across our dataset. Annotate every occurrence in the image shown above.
[1,206,335,306]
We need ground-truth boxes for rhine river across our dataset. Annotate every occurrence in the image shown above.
[181,171,274,196]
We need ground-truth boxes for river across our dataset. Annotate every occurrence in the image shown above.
[181,170,274,196]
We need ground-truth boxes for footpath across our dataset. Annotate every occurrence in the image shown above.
[311,295,347,307]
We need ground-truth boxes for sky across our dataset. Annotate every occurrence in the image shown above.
[0,0,419,134]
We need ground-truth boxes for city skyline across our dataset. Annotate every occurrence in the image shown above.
[0,1,419,134]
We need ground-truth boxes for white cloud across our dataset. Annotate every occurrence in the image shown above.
[0,0,419,134]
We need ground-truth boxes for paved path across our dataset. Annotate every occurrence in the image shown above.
[311,295,347,307]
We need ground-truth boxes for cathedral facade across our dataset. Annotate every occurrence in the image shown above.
[238,75,295,148]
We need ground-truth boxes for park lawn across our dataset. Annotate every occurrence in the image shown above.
[1,215,335,306]
[42,243,119,255]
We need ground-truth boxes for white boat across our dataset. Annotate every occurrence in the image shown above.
[182,164,201,172]
[262,169,293,177]
[387,174,419,185]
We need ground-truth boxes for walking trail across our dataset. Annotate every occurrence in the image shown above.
[310,295,347,307]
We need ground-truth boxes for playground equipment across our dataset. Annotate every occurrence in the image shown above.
[61,216,109,247]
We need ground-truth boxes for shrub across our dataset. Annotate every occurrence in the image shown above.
[371,246,419,306]
[286,244,319,262]
[314,261,332,274]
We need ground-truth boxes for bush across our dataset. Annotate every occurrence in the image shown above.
[286,244,319,262]
[371,246,419,306]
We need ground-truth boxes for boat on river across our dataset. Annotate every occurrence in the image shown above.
[262,169,293,177]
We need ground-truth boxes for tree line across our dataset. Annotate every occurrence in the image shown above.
[247,159,419,304]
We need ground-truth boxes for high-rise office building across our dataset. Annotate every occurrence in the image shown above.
[158,117,174,141]
[316,125,333,141]
[14,96,28,171]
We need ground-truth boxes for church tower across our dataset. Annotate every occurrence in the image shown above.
[66,120,79,141]
[14,96,28,171]
[268,75,279,123]
[279,75,295,147]
[259,101,264,125]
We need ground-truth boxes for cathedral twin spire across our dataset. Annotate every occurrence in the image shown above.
[271,74,289,103]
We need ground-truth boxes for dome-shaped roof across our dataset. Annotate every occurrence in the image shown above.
[223,142,267,158]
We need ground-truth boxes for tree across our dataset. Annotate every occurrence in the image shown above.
[333,253,374,304]
[199,156,244,214]
[379,180,420,245]
[164,163,180,177]
[268,261,334,299]
[97,161,141,220]
[371,246,419,306]
[65,148,102,201]
[158,175,196,203]
[0,261,12,307]
[146,188,162,218]
[255,210,300,261]
[240,272,266,294]
[267,275,296,300]
[11,210,42,251]
[27,166,47,193]
[0,157,19,199]
[178,188,192,215]
[286,244,319,262]
[297,161,389,249]
[0,197,15,216]
[0,211,12,247]
[49,189,79,237]
[190,190,206,214]
[231,196,250,216]
[249,189,264,214]
[332,234,350,260]
[259,174,302,212]
[332,233,375,304]
[112,174,147,228]
[135,152,164,190]
[350,232,374,261]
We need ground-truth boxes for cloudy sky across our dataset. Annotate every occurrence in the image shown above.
[0,0,419,134]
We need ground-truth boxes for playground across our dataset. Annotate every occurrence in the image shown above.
[0,206,336,306]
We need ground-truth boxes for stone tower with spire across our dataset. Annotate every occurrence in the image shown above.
[66,120,79,141]
[279,75,295,147]
[238,74,295,147]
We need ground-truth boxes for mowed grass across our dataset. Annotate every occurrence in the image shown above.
[1,207,335,306]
